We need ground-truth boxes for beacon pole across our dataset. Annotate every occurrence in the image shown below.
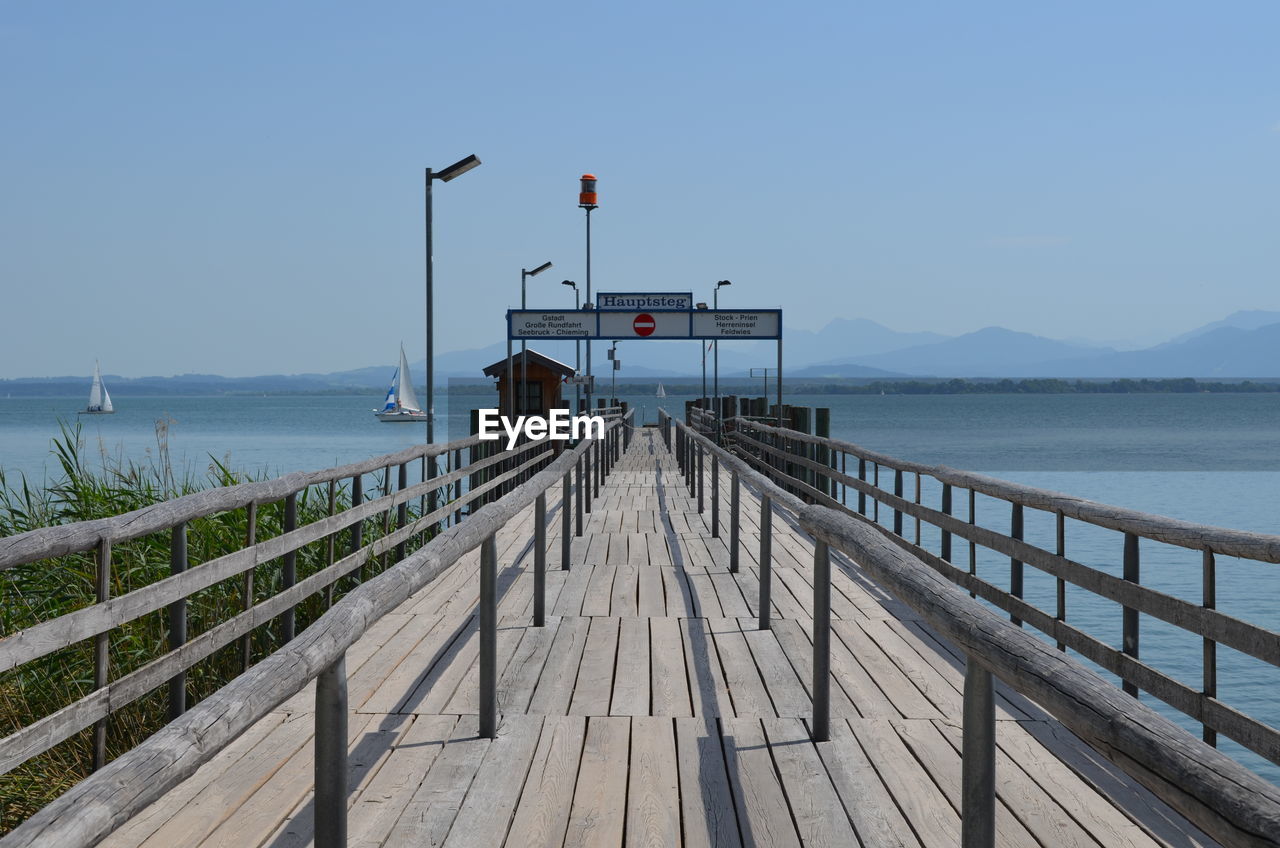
[580,174,598,410]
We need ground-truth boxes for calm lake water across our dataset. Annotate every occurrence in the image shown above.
[2,390,1278,783]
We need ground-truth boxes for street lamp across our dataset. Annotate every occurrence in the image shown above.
[579,174,598,409]
[713,280,731,426]
[516,261,553,415]
[425,154,481,446]
[562,280,581,412]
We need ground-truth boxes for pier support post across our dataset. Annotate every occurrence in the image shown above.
[534,493,546,627]
[759,495,772,630]
[812,539,830,742]
[480,534,498,738]
[729,472,740,573]
[962,659,996,848]
[315,653,348,848]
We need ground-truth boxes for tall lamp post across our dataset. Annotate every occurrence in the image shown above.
[562,280,581,412]
[579,174,597,408]
[608,340,621,403]
[425,154,481,446]
[696,302,709,407]
[713,280,731,426]
[516,261,553,416]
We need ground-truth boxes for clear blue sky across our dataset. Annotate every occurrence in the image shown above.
[2,1,1277,378]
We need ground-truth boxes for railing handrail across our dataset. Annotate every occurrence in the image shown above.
[662,410,1280,846]
[0,432,486,572]
[1,414,629,848]
[800,502,1280,846]
[733,416,1280,563]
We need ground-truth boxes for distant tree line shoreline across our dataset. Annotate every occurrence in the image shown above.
[6,377,1280,398]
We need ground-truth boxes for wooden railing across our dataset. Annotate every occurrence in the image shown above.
[664,409,1280,847]
[0,410,631,846]
[723,416,1280,769]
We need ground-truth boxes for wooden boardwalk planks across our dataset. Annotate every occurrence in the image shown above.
[103,429,1219,848]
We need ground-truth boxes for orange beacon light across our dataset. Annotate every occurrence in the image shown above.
[579,174,598,209]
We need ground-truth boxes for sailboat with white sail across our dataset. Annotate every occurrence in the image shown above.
[80,361,115,415]
[374,344,428,422]
[656,382,667,398]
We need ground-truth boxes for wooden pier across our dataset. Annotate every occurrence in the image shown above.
[77,430,1220,847]
[5,409,1280,848]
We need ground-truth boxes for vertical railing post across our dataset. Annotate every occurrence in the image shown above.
[167,524,188,720]
[729,471,740,573]
[534,492,547,627]
[914,473,922,544]
[1203,548,1217,746]
[241,502,258,673]
[940,484,952,562]
[893,469,903,536]
[711,454,720,537]
[92,538,111,771]
[350,475,364,582]
[697,443,705,514]
[479,534,498,738]
[812,539,830,742]
[1123,532,1140,697]
[576,455,585,534]
[1010,503,1023,627]
[961,658,996,848]
[396,463,409,559]
[584,451,593,514]
[759,494,772,630]
[455,449,464,523]
[593,439,601,499]
[562,472,572,570]
[1056,512,1067,651]
[326,480,337,608]
[315,653,348,848]
[282,492,298,643]
[857,458,866,515]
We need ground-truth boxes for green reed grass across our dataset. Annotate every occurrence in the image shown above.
[0,421,428,833]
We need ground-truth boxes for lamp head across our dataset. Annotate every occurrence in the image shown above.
[579,173,598,209]
[528,261,553,277]
[437,154,481,182]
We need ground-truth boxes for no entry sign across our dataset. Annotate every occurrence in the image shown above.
[507,308,782,340]
[633,313,656,336]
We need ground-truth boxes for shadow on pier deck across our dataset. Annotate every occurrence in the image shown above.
[99,429,1217,848]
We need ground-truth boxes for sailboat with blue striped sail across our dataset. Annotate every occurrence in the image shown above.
[373,344,428,422]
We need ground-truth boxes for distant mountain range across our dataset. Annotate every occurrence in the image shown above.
[6,310,1280,395]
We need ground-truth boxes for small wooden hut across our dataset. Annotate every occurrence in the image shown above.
[482,350,575,419]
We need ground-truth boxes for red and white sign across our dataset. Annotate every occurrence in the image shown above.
[633,313,656,336]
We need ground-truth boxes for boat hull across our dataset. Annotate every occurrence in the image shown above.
[79,410,115,415]
[375,410,428,422]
